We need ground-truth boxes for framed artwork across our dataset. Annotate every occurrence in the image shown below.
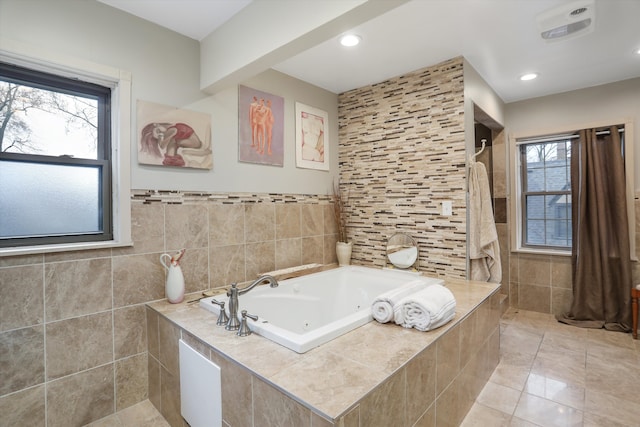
[137,100,212,169]
[238,85,284,167]
[295,102,329,171]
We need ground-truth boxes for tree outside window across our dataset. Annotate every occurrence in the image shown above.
[0,62,111,247]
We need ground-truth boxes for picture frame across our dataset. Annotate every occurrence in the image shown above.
[295,102,329,171]
[238,85,284,167]
[137,100,212,169]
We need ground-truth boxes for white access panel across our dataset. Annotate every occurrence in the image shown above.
[179,339,222,427]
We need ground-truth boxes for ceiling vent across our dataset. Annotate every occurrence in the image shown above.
[537,0,595,42]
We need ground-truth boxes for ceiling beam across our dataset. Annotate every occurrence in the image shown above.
[200,0,409,94]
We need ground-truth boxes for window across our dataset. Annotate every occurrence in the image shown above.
[520,138,572,250]
[0,62,112,247]
[0,47,131,254]
[514,125,629,254]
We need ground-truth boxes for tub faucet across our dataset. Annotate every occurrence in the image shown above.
[225,275,278,331]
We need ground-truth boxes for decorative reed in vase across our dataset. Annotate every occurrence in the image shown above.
[333,181,352,265]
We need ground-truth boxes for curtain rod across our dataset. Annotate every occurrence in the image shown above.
[516,127,625,145]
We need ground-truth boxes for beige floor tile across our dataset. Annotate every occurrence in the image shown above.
[116,400,170,427]
[587,328,635,349]
[509,310,554,332]
[524,373,585,411]
[539,330,588,355]
[461,309,639,427]
[530,355,586,388]
[477,381,521,415]
[500,349,537,368]
[583,412,635,427]
[500,307,519,324]
[459,403,511,427]
[535,343,586,368]
[500,326,543,357]
[489,362,531,391]
[508,417,540,427]
[513,393,583,427]
[500,322,509,335]
[585,355,640,397]
[584,389,640,426]
[84,415,123,427]
[544,321,588,340]
[587,340,639,366]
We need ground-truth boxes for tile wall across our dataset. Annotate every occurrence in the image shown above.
[0,190,338,427]
[147,289,502,427]
[146,308,338,427]
[508,211,640,317]
[342,291,502,427]
[337,57,467,279]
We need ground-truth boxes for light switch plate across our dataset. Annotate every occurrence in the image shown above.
[442,201,452,216]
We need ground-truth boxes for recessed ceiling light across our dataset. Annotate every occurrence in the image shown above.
[339,34,361,47]
[636,47,640,55]
[520,73,539,81]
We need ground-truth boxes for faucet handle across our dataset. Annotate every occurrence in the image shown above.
[237,310,258,337]
[226,283,237,297]
[210,299,230,326]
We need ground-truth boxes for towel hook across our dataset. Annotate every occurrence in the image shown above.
[469,139,486,163]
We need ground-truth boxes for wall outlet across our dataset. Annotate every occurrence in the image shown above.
[442,201,452,216]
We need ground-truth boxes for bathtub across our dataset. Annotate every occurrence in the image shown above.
[199,265,444,353]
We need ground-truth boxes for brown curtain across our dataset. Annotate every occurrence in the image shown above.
[557,126,632,332]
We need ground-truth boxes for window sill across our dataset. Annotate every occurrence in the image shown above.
[512,247,572,257]
[0,240,133,257]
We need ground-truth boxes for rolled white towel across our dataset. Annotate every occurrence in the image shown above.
[394,284,456,331]
[371,279,430,323]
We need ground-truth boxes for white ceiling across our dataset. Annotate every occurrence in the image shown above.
[97,0,253,41]
[97,0,640,103]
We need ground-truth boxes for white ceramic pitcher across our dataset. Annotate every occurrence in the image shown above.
[160,253,185,303]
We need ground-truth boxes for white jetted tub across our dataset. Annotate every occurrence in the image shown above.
[199,265,444,353]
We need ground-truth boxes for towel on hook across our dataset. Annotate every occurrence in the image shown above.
[393,284,456,331]
[371,279,429,323]
[468,161,502,283]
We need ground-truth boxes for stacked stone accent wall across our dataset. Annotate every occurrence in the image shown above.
[338,57,467,278]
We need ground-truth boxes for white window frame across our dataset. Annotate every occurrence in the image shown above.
[0,40,132,256]
[509,119,635,259]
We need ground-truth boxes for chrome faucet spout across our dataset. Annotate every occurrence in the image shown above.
[225,275,278,331]
[238,275,279,295]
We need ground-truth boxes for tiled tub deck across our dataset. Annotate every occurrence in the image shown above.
[147,276,501,427]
